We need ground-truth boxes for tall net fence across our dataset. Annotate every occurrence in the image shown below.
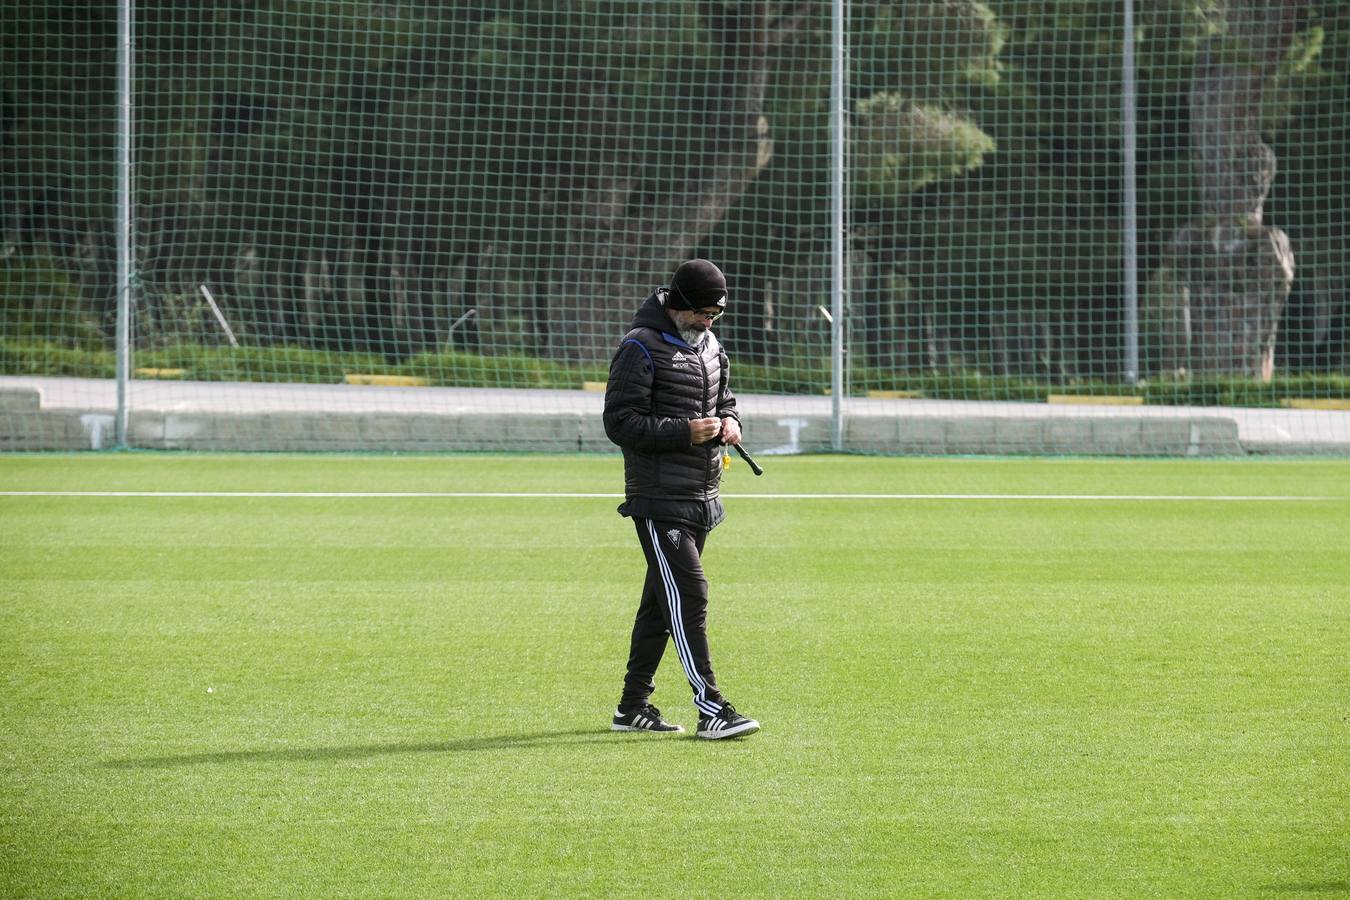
[3,1,1348,454]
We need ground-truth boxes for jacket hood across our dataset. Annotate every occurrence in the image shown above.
[631,288,677,332]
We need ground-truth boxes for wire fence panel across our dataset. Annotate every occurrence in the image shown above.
[2,1,1348,454]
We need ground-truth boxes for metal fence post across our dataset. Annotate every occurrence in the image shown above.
[114,0,134,447]
[1122,0,1140,386]
[830,0,848,449]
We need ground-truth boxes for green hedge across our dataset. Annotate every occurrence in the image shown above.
[2,339,1346,406]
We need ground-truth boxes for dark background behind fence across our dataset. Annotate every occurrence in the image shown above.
[3,1,1347,401]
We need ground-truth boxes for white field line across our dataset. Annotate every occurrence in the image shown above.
[0,490,1340,502]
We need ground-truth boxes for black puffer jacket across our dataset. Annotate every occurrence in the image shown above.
[603,289,739,530]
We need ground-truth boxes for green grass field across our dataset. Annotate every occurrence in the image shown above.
[2,453,1347,898]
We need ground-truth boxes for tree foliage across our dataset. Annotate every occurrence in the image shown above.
[2,0,1346,375]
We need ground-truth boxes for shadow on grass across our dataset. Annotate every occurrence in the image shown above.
[103,728,653,769]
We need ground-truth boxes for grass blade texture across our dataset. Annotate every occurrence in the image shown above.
[1,454,1347,898]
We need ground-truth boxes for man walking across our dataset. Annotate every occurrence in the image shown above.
[603,258,760,740]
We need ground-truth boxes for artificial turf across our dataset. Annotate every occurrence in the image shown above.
[1,453,1347,897]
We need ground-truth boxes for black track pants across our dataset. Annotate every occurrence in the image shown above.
[620,517,724,716]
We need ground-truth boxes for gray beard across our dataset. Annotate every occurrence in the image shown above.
[679,325,708,347]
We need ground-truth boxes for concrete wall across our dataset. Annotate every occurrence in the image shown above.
[1,385,1251,456]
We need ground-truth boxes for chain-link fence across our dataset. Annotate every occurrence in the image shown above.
[3,1,1347,453]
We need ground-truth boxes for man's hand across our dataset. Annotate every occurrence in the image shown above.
[689,417,722,444]
[719,416,742,446]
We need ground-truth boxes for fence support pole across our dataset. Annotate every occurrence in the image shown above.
[830,0,847,449]
[114,0,134,447]
[1122,0,1140,386]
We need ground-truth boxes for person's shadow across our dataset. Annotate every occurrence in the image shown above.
[102,729,638,769]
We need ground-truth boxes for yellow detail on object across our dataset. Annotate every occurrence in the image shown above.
[343,374,428,387]
[1047,394,1144,406]
[582,381,607,392]
[1281,398,1350,410]
[134,368,185,379]
[866,390,922,399]
[722,450,731,471]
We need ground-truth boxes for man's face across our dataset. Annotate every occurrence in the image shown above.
[670,306,724,333]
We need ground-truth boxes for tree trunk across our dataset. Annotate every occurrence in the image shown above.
[543,2,788,361]
[1168,0,1305,381]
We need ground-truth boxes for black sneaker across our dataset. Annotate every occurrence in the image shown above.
[612,704,684,733]
[696,702,760,740]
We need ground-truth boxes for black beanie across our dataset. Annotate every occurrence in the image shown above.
[667,259,727,310]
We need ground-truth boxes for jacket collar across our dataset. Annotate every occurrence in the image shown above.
[632,289,698,349]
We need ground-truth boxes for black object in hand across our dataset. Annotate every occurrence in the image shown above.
[732,443,764,476]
